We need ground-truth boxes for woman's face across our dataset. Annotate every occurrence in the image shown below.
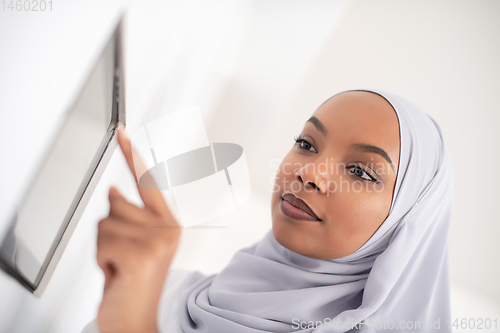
[271,91,400,260]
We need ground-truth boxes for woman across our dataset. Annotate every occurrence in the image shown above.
[84,89,454,332]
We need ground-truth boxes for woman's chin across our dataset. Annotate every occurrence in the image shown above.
[271,219,321,259]
[271,217,348,260]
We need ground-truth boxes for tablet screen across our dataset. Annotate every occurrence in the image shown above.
[0,26,119,289]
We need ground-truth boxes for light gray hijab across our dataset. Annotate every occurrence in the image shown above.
[177,89,454,332]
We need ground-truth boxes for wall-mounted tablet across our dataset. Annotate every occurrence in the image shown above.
[0,15,126,297]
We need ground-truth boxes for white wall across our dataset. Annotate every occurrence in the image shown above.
[0,1,499,332]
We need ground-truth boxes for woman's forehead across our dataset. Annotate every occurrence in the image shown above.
[311,92,398,134]
[314,91,397,123]
[309,91,401,168]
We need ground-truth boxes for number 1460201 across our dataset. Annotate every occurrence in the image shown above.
[2,0,52,11]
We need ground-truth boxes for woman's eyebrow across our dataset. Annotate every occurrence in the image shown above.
[306,116,395,172]
[306,116,328,136]
[350,143,395,172]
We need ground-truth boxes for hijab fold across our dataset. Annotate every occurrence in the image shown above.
[177,89,454,332]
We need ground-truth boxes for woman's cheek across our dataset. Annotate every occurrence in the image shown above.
[280,157,297,177]
[329,193,369,230]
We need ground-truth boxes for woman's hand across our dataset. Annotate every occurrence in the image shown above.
[96,128,181,333]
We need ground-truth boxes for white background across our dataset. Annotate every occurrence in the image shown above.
[0,0,499,332]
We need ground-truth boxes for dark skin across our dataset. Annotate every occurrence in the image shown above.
[96,129,181,333]
[96,91,400,330]
[271,91,401,259]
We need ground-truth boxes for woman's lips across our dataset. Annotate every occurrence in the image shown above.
[280,193,321,222]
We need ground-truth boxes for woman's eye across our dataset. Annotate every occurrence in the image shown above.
[347,165,378,183]
[293,136,318,153]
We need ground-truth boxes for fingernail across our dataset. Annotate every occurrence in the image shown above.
[118,126,128,139]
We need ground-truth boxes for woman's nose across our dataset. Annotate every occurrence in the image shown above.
[294,163,327,193]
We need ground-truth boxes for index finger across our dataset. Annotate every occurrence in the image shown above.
[116,127,174,221]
